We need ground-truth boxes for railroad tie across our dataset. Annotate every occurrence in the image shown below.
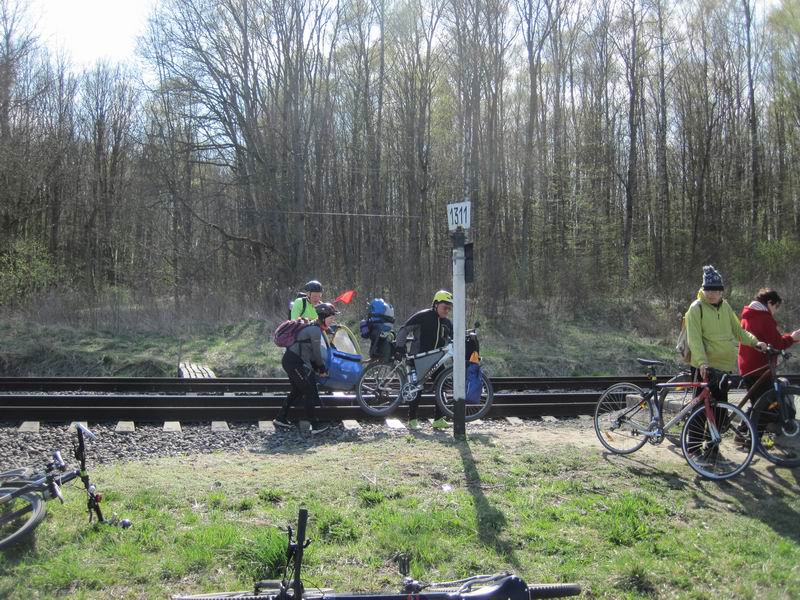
[163,421,182,432]
[68,421,89,432]
[258,420,275,432]
[211,421,230,432]
[115,421,136,433]
[178,362,217,379]
[18,421,40,433]
[541,415,558,423]
[342,419,361,431]
[385,418,406,430]
[505,416,524,426]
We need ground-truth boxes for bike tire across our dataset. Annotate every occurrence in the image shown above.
[528,583,582,598]
[433,366,494,421]
[593,383,652,454]
[681,401,756,480]
[355,361,406,417]
[0,486,46,550]
[749,390,800,468]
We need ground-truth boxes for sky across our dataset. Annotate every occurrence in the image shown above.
[31,0,159,69]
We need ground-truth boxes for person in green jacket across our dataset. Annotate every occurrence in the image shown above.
[290,280,323,320]
[685,265,767,388]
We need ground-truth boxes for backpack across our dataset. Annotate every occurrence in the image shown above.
[288,295,309,320]
[274,318,313,348]
[359,298,395,339]
[676,301,703,363]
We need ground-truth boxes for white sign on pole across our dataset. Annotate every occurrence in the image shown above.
[447,201,471,231]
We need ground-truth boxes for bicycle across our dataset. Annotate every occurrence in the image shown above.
[171,508,581,599]
[729,346,800,468]
[355,325,493,422]
[593,358,757,480]
[0,423,130,549]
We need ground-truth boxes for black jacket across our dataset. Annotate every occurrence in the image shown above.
[395,308,452,355]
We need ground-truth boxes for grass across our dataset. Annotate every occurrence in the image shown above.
[1,433,798,599]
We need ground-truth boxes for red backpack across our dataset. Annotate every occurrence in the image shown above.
[273,319,314,348]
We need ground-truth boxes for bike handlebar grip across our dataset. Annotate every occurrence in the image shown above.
[527,583,582,599]
[296,508,308,545]
[76,423,96,440]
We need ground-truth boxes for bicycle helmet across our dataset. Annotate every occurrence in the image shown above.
[304,280,324,293]
[432,290,453,306]
[315,302,339,319]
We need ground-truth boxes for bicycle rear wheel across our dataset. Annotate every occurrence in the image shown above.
[681,402,755,480]
[749,390,800,468]
[434,366,494,421]
[594,383,652,454]
[355,362,406,417]
[0,486,46,549]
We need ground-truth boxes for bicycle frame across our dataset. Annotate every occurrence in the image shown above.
[616,375,717,442]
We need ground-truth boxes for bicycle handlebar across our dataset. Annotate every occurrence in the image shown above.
[528,584,582,599]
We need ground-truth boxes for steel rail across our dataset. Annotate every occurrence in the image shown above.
[5,374,797,393]
[2,374,795,423]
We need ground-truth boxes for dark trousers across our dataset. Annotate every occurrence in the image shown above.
[281,351,320,421]
[686,367,734,453]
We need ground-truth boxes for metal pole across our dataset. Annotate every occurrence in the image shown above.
[452,228,466,438]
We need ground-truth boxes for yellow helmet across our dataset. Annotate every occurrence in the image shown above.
[432,290,453,306]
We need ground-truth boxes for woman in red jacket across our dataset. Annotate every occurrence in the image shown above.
[738,289,800,398]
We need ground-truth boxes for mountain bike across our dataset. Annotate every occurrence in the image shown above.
[0,423,130,549]
[355,326,493,421]
[729,346,800,468]
[171,508,581,599]
[593,358,757,480]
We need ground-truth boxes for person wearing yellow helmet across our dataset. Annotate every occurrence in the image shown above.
[393,290,454,429]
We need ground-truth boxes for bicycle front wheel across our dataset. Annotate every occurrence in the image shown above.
[750,390,800,468]
[355,362,406,417]
[594,383,652,454]
[0,486,46,549]
[433,366,494,421]
[681,402,755,480]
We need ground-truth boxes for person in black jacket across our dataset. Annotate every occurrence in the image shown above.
[394,290,454,429]
[275,303,338,434]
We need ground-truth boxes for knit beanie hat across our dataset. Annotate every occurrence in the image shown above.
[701,265,724,290]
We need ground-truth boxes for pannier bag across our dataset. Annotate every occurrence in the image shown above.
[274,319,313,348]
[465,362,483,404]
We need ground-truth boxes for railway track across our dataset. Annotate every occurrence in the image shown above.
[1,375,797,422]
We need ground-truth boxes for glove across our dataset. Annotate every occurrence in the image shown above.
[393,348,405,361]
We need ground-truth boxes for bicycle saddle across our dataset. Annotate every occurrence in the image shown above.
[636,358,664,367]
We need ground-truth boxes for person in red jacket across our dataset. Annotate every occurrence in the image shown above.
[738,289,800,398]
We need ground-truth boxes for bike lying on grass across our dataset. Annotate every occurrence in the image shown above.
[355,325,494,422]
[0,423,130,550]
[171,508,581,600]
[593,358,757,480]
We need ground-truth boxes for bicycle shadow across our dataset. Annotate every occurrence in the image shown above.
[455,437,520,567]
[601,449,800,544]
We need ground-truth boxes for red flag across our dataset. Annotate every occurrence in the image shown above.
[333,290,356,304]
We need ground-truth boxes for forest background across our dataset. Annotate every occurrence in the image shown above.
[1,0,800,376]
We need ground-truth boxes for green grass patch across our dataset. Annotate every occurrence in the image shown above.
[0,435,798,599]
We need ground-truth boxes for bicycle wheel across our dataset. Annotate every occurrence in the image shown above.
[750,390,800,468]
[433,366,494,421]
[355,361,406,417]
[0,486,46,549]
[593,383,653,454]
[681,401,755,480]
